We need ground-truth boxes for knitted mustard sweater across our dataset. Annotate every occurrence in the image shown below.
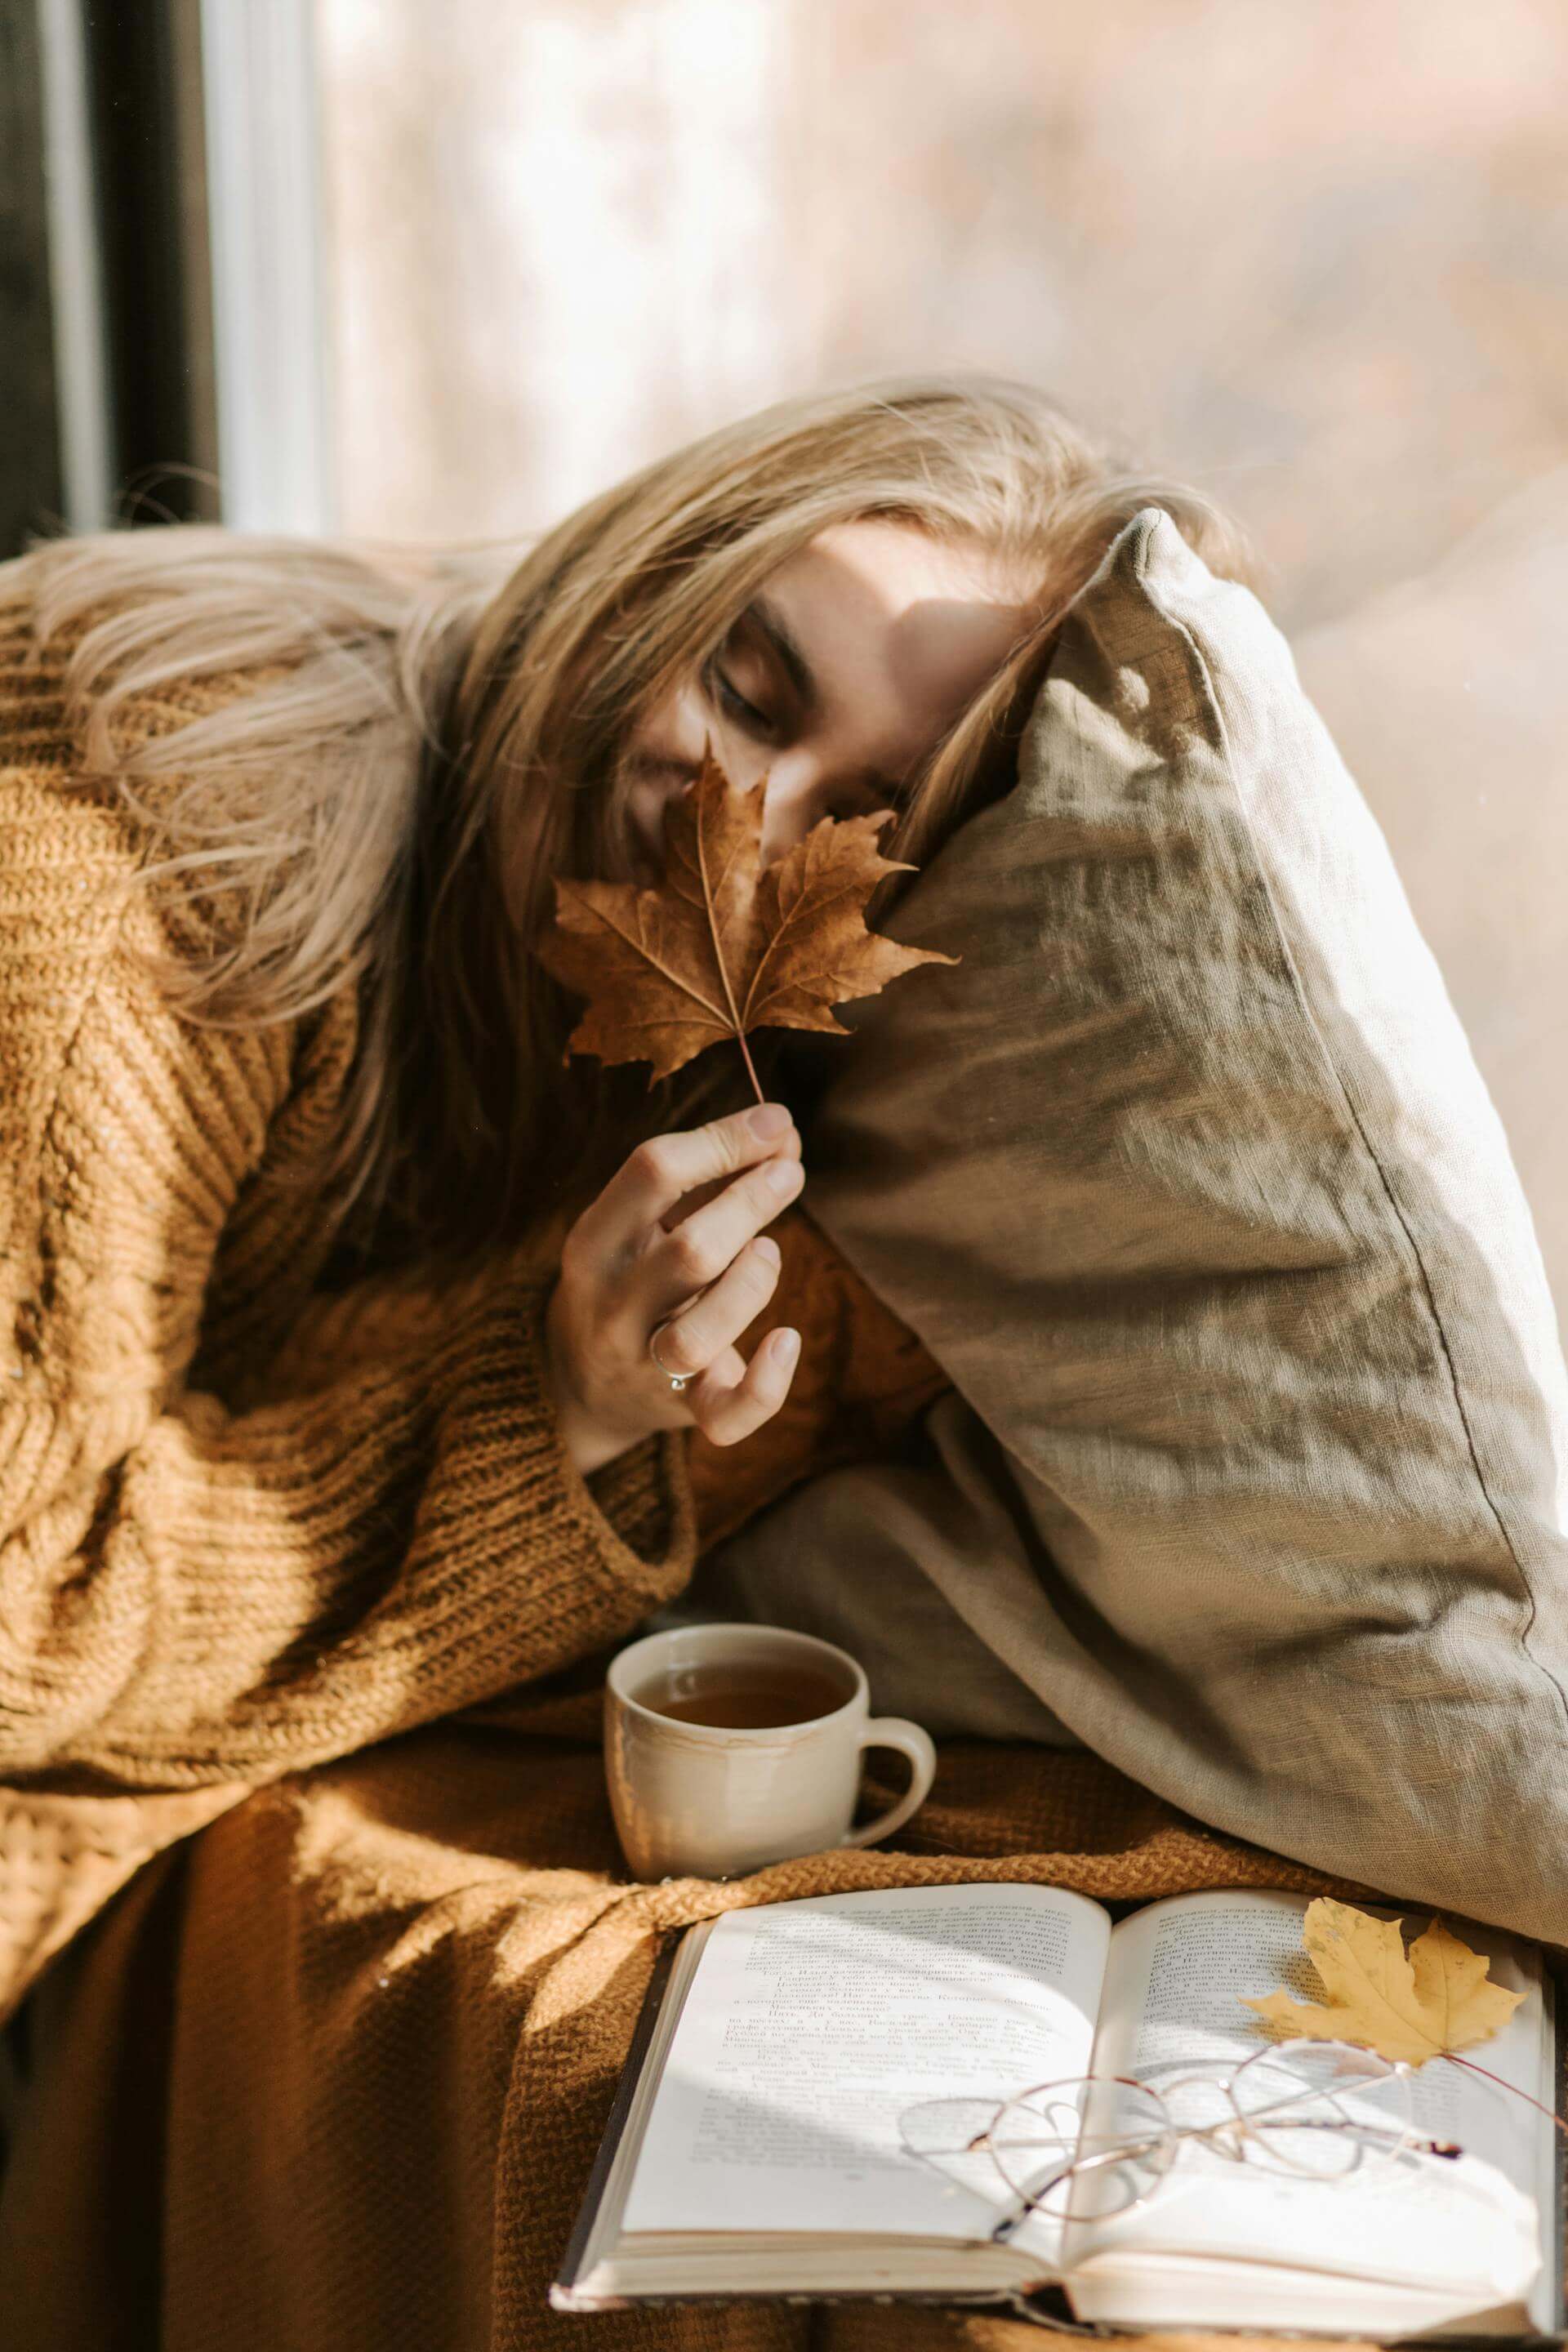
[0,580,714,2018]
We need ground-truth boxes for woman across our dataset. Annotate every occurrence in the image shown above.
[0,376,1249,2345]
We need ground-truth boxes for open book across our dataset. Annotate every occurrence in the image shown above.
[553,1884,1563,2336]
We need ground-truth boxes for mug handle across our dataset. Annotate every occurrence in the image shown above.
[841,1717,938,1849]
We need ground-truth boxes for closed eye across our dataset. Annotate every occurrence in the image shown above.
[704,656,774,737]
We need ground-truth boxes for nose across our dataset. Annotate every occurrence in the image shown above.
[755,755,823,871]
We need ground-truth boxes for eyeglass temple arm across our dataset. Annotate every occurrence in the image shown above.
[1444,2051,1568,2139]
[980,2101,1405,2248]
[982,2126,1184,2246]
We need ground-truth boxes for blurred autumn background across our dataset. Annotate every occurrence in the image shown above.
[8,0,1567,1331]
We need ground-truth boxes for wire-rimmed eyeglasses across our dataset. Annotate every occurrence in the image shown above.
[899,2038,1465,2244]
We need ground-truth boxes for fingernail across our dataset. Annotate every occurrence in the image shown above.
[772,1328,800,1363]
[764,1156,803,1195]
[754,1236,781,1266]
[749,1102,792,1138]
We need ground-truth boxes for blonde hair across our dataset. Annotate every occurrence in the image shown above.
[15,372,1255,1271]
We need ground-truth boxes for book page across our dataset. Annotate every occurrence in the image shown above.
[617,1882,1110,2256]
[1067,1889,1547,2306]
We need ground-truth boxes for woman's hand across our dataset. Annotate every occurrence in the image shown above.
[542,1101,806,1477]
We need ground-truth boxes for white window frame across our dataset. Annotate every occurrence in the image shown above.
[37,0,114,532]
[199,0,333,532]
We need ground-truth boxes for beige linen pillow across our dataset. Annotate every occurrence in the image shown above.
[696,505,1568,1947]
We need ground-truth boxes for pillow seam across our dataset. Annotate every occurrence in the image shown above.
[1133,514,1568,1740]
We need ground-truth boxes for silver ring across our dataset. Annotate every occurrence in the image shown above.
[648,1323,692,1395]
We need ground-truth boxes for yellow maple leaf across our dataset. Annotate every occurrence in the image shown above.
[1239,1896,1525,2066]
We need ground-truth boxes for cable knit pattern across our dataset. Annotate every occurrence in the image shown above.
[0,583,697,2016]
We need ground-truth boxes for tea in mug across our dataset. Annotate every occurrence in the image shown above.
[632,1660,853,1730]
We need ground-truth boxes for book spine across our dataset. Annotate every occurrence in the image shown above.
[550,1930,681,2300]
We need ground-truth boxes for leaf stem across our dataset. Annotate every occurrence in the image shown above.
[1442,2052,1568,2136]
[735,1027,764,1106]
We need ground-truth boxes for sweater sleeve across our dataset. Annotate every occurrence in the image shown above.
[0,906,698,1797]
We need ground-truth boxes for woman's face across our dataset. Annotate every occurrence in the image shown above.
[621,519,1042,880]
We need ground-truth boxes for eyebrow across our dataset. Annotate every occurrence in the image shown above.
[743,590,906,800]
[746,590,817,709]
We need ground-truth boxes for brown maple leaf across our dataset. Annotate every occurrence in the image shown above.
[532,742,960,1097]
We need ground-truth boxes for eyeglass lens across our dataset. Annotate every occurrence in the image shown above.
[1223,2041,1412,2180]
[991,2078,1174,2220]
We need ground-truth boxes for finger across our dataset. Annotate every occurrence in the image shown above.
[572,1103,799,1267]
[686,1325,803,1448]
[642,1151,804,1324]
[660,1123,801,1232]
[646,1235,782,1381]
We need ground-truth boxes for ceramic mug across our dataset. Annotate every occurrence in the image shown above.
[604,1622,938,1881]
